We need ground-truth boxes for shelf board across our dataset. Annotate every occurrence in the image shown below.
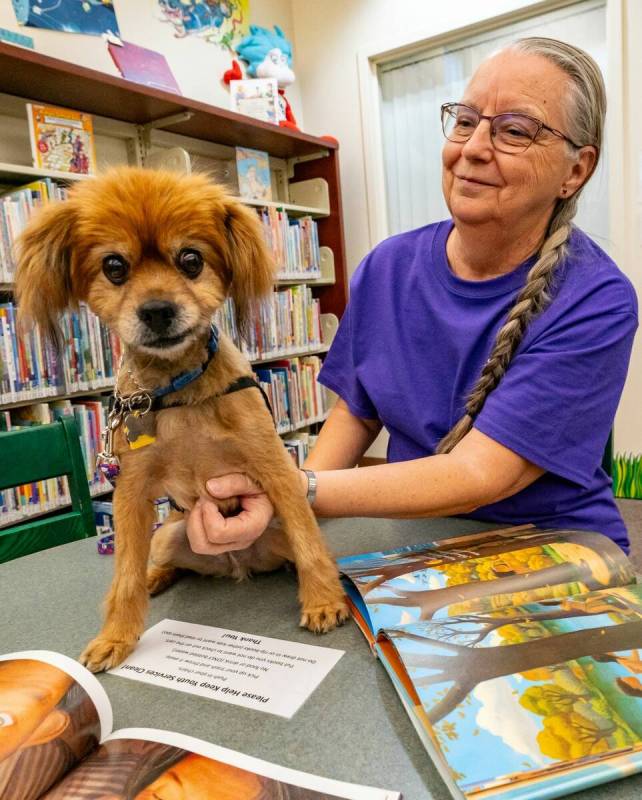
[0,169,329,218]
[279,412,329,436]
[275,277,333,286]
[250,344,330,365]
[0,161,90,185]
[0,42,337,160]
[238,197,329,219]
[0,485,112,531]
[1,386,114,410]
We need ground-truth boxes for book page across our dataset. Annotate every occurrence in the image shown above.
[377,584,642,799]
[42,727,400,800]
[338,527,634,641]
[0,650,111,799]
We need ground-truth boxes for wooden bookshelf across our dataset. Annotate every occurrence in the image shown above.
[0,41,348,317]
[0,42,348,515]
[0,43,340,161]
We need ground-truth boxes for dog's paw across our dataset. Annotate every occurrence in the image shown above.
[146,564,179,596]
[79,636,137,673]
[300,598,350,634]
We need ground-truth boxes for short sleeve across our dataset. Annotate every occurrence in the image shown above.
[474,310,638,488]
[318,285,379,421]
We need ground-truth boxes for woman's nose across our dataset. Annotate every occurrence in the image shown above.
[461,119,495,160]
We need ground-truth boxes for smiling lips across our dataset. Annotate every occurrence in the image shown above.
[456,175,497,187]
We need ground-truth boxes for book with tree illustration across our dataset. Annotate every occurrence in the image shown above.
[338,526,642,800]
[0,651,398,800]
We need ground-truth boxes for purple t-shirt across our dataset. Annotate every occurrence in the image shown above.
[319,220,638,551]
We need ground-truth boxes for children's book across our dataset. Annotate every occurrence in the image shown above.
[338,525,642,800]
[107,40,182,95]
[0,650,398,799]
[26,103,96,176]
[236,146,273,201]
[230,78,279,125]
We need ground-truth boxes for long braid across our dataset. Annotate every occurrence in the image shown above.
[435,37,605,455]
[436,214,571,454]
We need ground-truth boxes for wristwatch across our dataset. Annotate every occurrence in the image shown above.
[302,469,317,505]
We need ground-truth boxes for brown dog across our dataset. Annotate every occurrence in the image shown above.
[15,167,348,673]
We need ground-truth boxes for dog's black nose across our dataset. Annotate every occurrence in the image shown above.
[137,301,178,335]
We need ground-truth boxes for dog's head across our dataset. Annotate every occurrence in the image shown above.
[15,167,275,357]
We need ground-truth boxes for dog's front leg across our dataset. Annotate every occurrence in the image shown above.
[80,481,155,672]
[256,461,349,633]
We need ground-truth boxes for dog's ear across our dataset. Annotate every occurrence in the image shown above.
[15,199,78,348]
[222,199,276,338]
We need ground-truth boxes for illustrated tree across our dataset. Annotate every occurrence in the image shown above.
[520,677,638,759]
[349,531,567,596]
[374,557,606,621]
[387,595,642,726]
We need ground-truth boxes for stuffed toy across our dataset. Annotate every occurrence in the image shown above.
[224,24,299,130]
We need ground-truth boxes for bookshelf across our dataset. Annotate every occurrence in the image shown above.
[0,42,348,526]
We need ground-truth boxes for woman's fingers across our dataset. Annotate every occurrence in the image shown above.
[186,494,274,556]
[201,494,270,544]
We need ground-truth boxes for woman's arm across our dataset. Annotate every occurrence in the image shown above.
[308,427,544,518]
[191,424,545,557]
[304,398,382,470]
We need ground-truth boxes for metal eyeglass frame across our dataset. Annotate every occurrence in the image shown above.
[440,102,582,153]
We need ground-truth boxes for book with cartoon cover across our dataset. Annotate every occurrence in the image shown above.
[338,526,642,800]
[0,650,399,799]
[26,103,96,176]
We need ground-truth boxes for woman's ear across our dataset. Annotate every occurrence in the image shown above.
[15,199,78,348]
[222,199,276,338]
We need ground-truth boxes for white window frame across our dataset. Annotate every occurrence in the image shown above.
[356,0,627,259]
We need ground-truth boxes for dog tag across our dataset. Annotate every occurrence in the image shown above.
[124,410,157,450]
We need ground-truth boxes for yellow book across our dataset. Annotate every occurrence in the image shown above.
[26,103,96,176]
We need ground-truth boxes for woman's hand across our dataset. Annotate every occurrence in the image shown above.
[186,474,275,556]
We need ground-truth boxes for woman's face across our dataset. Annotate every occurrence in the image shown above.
[442,50,587,231]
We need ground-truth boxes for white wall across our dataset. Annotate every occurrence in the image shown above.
[0,0,304,126]
[613,0,642,469]
[291,0,642,464]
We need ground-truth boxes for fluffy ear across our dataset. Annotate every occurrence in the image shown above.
[223,199,276,338]
[14,199,78,348]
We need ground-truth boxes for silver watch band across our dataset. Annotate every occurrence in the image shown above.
[302,469,317,505]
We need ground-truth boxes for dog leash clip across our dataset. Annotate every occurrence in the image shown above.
[96,413,122,483]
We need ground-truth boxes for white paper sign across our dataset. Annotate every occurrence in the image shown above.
[109,619,344,718]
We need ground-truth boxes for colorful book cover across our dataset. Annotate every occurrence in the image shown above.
[230,78,279,125]
[0,650,399,799]
[235,147,272,202]
[107,40,181,95]
[26,103,96,176]
[339,526,642,799]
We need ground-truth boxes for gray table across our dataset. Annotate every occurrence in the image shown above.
[1,517,641,800]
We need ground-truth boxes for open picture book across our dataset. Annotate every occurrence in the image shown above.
[338,525,642,800]
[0,650,399,800]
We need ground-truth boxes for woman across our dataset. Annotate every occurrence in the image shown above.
[188,38,637,555]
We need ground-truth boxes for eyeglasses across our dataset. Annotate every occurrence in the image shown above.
[441,102,582,153]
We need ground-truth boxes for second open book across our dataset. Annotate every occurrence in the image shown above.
[338,526,642,800]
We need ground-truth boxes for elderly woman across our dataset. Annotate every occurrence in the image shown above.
[190,37,638,554]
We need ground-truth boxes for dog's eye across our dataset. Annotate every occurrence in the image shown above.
[177,248,204,278]
[102,254,129,285]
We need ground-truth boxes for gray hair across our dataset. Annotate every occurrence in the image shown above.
[437,37,606,454]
